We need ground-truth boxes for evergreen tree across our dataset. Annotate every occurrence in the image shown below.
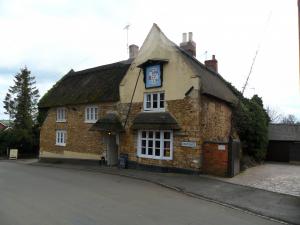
[2,67,40,155]
[3,67,39,128]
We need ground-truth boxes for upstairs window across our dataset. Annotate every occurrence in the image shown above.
[56,108,66,122]
[85,106,98,123]
[144,92,165,111]
[56,130,66,146]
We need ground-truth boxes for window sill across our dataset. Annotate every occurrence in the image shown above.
[143,109,165,112]
[84,120,97,124]
[56,120,66,123]
[138,154,172,160]
[55,144,66,147]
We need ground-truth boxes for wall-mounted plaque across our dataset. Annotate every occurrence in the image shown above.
[181,141,196,148]
[218,145,226,151]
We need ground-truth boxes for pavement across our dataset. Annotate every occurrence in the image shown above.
[17,159,300,225]
[216,162,300,197]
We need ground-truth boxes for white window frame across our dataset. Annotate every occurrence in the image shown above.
[143,92,165,112]
[56,107,66,122]
[55,130,66,146]
[137,130,173,160]
[85,106,98,123]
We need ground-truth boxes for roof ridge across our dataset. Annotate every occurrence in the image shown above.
[142,23,237,103]
[154,25,221,77]
[153,25,236,98]
[69,59,133,76]
[175,45,238,103]
[176,45,229,83]
[39,59,132,108]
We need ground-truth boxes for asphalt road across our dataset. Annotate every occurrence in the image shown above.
[0,161,282,225]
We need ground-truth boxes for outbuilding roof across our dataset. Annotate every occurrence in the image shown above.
[38,59,132,108]
[268,124,300,141]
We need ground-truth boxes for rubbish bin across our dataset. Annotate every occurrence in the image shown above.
[119,153,128,169]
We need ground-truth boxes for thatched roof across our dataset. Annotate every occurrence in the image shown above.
[39,24,238,108]
[38,59,132,108]
[176,46,238,104]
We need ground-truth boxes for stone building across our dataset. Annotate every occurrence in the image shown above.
[39,24,238,176]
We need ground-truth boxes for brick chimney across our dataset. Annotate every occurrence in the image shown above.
[129,44,139,59]
[205,55,218,73]
[180,32,196,57]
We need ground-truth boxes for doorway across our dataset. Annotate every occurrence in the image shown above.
[106,134,118,166]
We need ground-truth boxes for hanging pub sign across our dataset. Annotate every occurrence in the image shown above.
[138,59,168,89]
[145,64,162,88]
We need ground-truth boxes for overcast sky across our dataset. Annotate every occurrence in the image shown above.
[0,0,299,120]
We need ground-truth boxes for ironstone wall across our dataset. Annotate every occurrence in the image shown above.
[39,91,233,175]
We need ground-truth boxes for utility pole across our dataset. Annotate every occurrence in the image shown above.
[298,0,300,91]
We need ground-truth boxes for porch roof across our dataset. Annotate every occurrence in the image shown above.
[131,112,180,130]
[90,113,124,132]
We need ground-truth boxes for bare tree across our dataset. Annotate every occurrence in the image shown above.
[266,106,283,123]
[281,114,299,124]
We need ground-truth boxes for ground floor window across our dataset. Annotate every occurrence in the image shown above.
[138,130,173,160]
[56,130,66,146]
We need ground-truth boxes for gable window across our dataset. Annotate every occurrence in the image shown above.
[144,92,165,111]
[56,108,66,122]
[56,130,66,146]
[85,106,98,123]
[138,130,173,160]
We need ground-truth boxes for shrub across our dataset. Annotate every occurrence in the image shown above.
[233,95,269,161]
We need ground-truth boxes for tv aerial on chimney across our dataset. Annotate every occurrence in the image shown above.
[124,23,131,54]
